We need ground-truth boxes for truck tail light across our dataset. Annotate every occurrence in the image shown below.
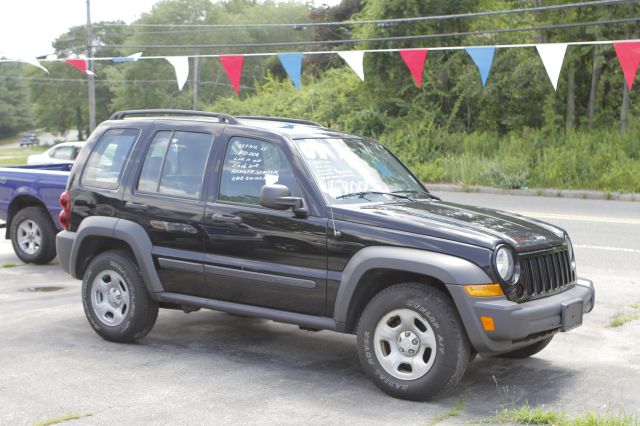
[58,191,71,230]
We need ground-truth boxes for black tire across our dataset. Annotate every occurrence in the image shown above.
[498,336,554,359]
[10,206,57,264]
[356,283,471,401]
[82,249,158,343]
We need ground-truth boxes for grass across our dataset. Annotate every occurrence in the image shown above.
[610,311,640,327]
[495,404,567,425]
[2,263,17,268]
[429,394,465,425]
[494,404,638,425]
[490,377,638,425]
[610,302,640,327]
[35,412,92,426]
[0,146,47,166]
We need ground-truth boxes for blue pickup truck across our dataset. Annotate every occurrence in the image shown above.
[0,163,72,263]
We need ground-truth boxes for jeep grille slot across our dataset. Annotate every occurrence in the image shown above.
[519,248,573,300]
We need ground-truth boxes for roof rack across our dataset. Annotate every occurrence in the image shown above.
[109,109,239,125]
[236,116,323,127]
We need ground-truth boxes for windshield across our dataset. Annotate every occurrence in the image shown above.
[293,138,429,203]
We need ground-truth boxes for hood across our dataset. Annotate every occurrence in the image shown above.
[333,199,566,251]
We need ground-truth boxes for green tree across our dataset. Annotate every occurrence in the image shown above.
[26,21,128,138]
[0,62,33,138]
[108,0,313,111]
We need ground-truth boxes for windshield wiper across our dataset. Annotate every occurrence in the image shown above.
[392,189,440,200]
[336,191,414,201]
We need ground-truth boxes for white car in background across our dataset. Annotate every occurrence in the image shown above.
[27,142,85,165]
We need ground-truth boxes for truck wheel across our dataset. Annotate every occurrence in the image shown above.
[498,336,554,359]
[10,206,57,264]
[82,249,158,343]
[356,283,471,401]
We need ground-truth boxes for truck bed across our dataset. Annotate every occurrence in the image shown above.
[0,163,72,230]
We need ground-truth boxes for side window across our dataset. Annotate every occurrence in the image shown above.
[82,129,139,189]
[219,137,296,205]
[137,131,213,199]
[51,146,74,160]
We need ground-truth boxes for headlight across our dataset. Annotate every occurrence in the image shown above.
[566,235,576,272]
[495,245,516,282]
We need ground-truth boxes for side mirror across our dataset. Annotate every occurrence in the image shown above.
[260,184,308,217]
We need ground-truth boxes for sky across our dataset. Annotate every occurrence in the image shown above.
[0,0,341,59]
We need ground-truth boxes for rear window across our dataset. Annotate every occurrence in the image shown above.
[82,129,139,189]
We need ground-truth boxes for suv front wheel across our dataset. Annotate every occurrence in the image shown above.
[82,249,158,343]
[356,283,471,401]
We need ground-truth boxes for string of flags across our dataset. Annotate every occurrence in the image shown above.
[5,40,640,93]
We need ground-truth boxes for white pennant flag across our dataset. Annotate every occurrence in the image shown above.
[18,58,49,73]
[338,51,365,81]
[165,56,189,90]
[536,43,568,91]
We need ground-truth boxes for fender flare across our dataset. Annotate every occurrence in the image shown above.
[332,246,493,326]
[69,217,163,294]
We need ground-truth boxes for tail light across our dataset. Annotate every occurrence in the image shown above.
[59,191,71,230]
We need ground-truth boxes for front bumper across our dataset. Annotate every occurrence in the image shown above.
[447,278,595,353]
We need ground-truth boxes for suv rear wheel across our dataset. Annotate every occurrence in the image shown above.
[10,206,57,264]
[82,249,158,343]
[356,283,471,401]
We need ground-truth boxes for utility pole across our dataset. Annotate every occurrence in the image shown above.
[86,0,96,133]
[192,56,200,110]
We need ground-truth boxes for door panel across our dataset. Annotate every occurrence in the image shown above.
[203,203,328,315]
[120,129,215,293]
[202,135,328,316]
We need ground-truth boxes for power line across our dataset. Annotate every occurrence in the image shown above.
[2,38,638,63]
[94,17,640,50]
[93,0,636,31]
[0,75,256,90]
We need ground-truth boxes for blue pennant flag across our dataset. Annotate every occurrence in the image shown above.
[278,53,303,91]
[112,52,143,63]
[465,47,496,87]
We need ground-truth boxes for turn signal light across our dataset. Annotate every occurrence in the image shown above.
[480,316,495,332]
[463,284,504,297]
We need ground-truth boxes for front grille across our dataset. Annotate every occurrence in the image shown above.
[519,247,574,300]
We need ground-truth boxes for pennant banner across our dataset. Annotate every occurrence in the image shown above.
[165,56,189,90]
[19,58,48,74]
[112,52,143,63]
[278,53,303,91]
[399,49,428,88]
[613,41,640,90]
[338,51,365,81]
[219,55,245,95]
[465,47,495,86]
[6,38,640,95]
[536,43,568,91]
[65,59,95,76]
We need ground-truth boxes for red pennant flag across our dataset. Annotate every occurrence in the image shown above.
[219,55,245,95]
[66,59,88,73]
[399,49,428,88]
[613,41,640,91]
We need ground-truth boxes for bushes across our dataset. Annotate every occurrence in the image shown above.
[410,126,640,192]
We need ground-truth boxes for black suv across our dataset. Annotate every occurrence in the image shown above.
[56,110,594,401]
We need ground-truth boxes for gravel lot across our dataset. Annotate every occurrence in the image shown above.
[0,192,639,425]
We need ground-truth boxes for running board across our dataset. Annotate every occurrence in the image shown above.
[157,292,337,331]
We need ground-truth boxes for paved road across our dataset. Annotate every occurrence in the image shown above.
[0,192,638,425]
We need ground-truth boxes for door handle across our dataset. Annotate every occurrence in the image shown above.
[125,202,148,210]
[211,213,242,224]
